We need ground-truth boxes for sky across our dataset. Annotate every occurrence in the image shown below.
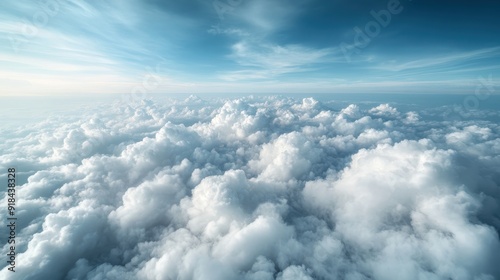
[1,0,500,96]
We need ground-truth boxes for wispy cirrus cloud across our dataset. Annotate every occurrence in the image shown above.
[231,0,302,33]
[1,0,500,95]
[219,40,335,81]
[0,0,199,95]
[373,47,500,72]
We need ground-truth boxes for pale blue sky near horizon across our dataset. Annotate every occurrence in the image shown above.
[1,0,500,96]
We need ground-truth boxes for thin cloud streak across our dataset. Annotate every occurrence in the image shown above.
[373,47,500,72]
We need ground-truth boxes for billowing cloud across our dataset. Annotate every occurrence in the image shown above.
[1,96,499,279]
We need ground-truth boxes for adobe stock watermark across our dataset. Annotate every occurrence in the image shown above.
[443,75,496,121]
[9,0,72,53]
[120,57,169,107]
[213,0,244,21]
[340,0,412,62]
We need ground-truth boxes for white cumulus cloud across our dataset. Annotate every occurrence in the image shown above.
[1,96,499,280]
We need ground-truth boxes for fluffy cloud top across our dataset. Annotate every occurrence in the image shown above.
[1,96,499,280]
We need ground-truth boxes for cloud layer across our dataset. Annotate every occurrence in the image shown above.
[1,96,500,280]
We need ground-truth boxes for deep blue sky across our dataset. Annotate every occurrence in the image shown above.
[1,0,499,95]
